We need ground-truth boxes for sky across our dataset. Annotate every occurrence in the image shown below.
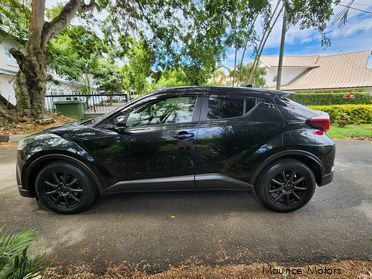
[222,0,372,69]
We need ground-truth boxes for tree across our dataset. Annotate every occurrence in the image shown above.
[239,0,339,85]
[210,64,265,87]
[121,39,154,96]
[93,59,124,96]
[7,0,96,120]
[150,67,189,91]
[230,64,266,87]
[0,0,340,122]
[50,25,106,94]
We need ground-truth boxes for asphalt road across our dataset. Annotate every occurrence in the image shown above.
[0,140,371,271]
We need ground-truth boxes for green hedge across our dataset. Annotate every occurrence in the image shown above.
[296,89,365,94]
[309,105,372,126]
[289,92,372,105]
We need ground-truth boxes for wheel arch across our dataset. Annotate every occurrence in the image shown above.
[24,153,104,197]
[251,150,325,186]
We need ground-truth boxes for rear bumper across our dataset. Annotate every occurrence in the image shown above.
[318,166,334,186]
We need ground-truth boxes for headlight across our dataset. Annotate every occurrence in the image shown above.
[17,138,27,151]
[17,134,57,151]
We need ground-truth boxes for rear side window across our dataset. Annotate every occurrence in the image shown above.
[207,96,256,120]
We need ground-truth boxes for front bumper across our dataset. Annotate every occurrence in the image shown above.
[18,185,33,197]
[16,156,34,198]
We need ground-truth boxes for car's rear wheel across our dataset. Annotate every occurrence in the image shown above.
[35,161,97,214]
[255,159,316,212]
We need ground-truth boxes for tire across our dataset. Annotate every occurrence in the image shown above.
[255,159,316,212]
[35,161,98,214]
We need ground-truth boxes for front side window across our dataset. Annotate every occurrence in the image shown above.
[126,96,196,127]
[207,96,256,120]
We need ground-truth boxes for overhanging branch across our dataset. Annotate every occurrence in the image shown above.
[41,0,96,49]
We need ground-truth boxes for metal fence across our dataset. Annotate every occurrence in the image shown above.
[45,93,128,114]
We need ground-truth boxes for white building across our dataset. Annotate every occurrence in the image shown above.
[259,51,372,92]
[0,33,93,110]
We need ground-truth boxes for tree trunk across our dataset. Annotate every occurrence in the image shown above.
[11,47,47,119]
[9,0,47,120]
[0,102,16,125]
[232,45,238,86]
[83,71,92,108]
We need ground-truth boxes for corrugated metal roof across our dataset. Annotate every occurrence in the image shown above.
[260,55,319,67]
[262,51,372,90]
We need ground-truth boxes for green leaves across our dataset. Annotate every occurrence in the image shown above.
[0,227,47,279]
[93,59,124,94]
[289,92,372,106]
[120,40,155,95]
[309,105,372,126]
[286,0,339,46]
[238,64,266,87]
[1,0,342,97]
[46,25,106,80]
[0,0,30,44]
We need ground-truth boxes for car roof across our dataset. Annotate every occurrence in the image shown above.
[154,86,292,98]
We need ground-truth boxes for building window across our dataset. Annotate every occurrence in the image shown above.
[50,89,57,95]
[5,48,17,66]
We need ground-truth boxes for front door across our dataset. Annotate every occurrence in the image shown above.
[95,94,202,192]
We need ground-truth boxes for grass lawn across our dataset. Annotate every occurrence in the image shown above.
[327,124,372,139]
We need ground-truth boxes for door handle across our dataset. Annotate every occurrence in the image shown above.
[174,131,194,140]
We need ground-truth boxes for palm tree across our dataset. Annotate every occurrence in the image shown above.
[332,0,355,27]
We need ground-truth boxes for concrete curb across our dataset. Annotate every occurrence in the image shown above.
[0,134,27,143]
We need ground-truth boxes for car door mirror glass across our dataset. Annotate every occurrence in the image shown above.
[114,115,127,130]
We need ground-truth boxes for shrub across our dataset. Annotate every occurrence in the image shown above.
[337,113,350,128]
[309,104,372,126]
[0,227,47,279]
[289,92,372,105]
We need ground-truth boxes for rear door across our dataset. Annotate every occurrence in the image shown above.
[194,90,284,189]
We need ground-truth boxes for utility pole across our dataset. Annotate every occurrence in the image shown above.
[276,1,287,90]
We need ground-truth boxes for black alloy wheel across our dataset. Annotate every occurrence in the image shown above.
[43,171,84,208]
[35,161,97,213]
[255,159,316,212]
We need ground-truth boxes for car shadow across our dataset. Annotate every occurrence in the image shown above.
[84,189,267,216]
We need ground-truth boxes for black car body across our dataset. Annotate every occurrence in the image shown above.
[16,86,335,213]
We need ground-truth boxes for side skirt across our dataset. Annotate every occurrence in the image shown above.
[195,173,251,190]
[103,173,252,193]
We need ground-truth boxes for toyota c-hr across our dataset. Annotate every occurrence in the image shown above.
[16,86,335,213]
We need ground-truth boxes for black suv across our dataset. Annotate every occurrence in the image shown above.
[16,86,335,213]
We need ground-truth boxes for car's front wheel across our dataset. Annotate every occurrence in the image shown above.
[255,159,316,212]
[35,161,97,214]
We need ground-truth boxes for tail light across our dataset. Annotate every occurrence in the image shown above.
[307,115,330,131]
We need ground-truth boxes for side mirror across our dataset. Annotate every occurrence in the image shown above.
[114,115,127,133]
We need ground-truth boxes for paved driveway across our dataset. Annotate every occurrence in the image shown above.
[0,140,371,271]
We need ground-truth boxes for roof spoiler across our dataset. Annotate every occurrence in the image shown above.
[251,88,294,97]
[276,90,293,97]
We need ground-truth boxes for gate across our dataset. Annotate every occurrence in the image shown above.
[45,93,128,114]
